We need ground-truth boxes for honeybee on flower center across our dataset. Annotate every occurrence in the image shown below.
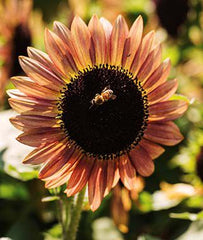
[90,85,117,108]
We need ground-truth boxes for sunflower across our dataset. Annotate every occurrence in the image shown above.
[0,0,32,105]
[8,15,188,211]
[153,0,189,37]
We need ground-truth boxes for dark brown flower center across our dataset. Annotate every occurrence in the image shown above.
[58,65,148,159]
[11,23,32,76]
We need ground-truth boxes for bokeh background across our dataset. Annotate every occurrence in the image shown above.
[1,0,203,239]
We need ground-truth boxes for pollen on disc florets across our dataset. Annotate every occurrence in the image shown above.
[57,64,149,160]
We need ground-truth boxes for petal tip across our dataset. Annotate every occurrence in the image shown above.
[116,14,126,24]
[92,14,98,19]
[53,20,60,26]
[18,55,25,62]
[7,89,15,98]
[44,28,53,40]
[136,15,144,23]
[90,203,100,212]
[137,14,143,19]
[72,15,83,26]
[164,57,171,63]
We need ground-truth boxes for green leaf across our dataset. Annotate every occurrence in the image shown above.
[170,211,203,221]
[5,164,38,181]
[137,191,153,212]
[124,0,150,12]
[163,45,180,65]
[169,94,191,104]
[44,224,62,240]
[185,196,203,208]
[41,196,60,202]
[0,182,29,200]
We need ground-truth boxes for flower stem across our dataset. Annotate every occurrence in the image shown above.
[64,196,74,229]
[57,197,66,240]
[66,187,86,240]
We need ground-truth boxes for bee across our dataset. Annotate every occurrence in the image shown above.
[90,85,117,109]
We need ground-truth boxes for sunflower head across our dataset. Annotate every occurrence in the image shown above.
[58,64,148,160]
[8,14,188,211]
[154,0,189,37]
[0,0,32,104]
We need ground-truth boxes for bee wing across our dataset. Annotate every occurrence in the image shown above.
[102,85,111,92]
[111,94,117,100]
[89,104,94,109]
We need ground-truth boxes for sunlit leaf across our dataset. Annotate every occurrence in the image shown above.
[0,182,29,200]
[170,211,203,221]
[163,45,180,65]
[41,196,60,202]
[137,191,153,212]
[44,224,62,240]
[185,196,203,208]
[169,94,190,104]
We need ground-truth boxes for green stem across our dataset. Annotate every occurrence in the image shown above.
[66,187,86,240]
[65,196,74,229]
[57,197,66,240]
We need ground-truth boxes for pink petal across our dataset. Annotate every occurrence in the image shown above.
[39,146,75,180]
[144,121,184,146]
[139,138,165,159]
[44,151,82,187]
[112,158,120,188]
[137,44,162,82]
[110,15,129,66]
[11,76,58,100]
[45,29,78,77]
[88,160,107,211]
[143,58,171,92]
[119,154,137,190]
[88,15,107,65]
[8,95,58,117]
[71,16,92,67]
[27,47,65,78]
[10,115,58,131]
[17,127,64,147]
[148,79,178,105]
[27,47,53,68]
[65,156,94,196]
[45,173,72,188]
[130,31,155,76]
[122,15,143,70]
[149,100,188,121]
[19,56,64,91]
[129,145,154,177]
[23,140,68,165]
[99,17,112,63]
[100,17,113,41]
[53,21,83,69]
[104,158,119,196]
